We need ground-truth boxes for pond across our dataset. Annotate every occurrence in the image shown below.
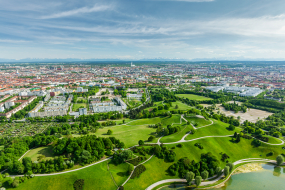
[160,164,285,190]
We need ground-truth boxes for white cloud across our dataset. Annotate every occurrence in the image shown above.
[41,4,112,19]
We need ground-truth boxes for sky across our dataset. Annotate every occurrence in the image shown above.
[1,0,285,60]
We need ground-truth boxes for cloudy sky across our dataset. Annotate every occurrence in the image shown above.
[1,0,285,60]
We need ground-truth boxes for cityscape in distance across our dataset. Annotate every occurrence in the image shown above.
[0,0,285,190]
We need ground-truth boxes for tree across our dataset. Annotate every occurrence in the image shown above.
[138,140,144,146]
[148,136,155,142]
[215,167,221,175]
[226,163,234,172]
[195,176,202,187]
[201,170,209,180]
[128,164,134,174]
[185,171,195,186]
[224,166,230,176]
[107,129,113,135]
[276,155,284,166]
[234,132,237,138]
[236,134,241,143]
[175,105,179,109]
[12,178,19,188]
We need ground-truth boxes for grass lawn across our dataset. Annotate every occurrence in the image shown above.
[95,125,158,147]
[169,137,284,169]
[108,162,130,187]
[175,94,212,100]
[128,117,162,126]
[7,161,117,190]
[98,118,134,125]
[21,146,54,162]
[170,101,192,111]
[0,145,4,151]
[123,156,176,190]
[160,124,193,143]
[128,115,182,126]
[184,116,212,128]
[125,136,285,190]
[72,103,87,111]
[263,135,283,144]
[185,119,241,141]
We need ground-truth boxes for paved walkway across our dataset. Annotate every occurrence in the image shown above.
[146,158,282,190]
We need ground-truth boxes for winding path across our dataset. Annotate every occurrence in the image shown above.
[146,158,283,190]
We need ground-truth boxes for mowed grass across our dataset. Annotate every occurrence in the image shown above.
[21,146,54,162]
[170,137,285,168]
[98,118,134,125]
[170,101,192,111]
[125,137,285,190]
[184,117,212,128]
[96,125,157,147]
[108,162,129,186]
[7,161,116,190]
[123,156,176,190]
[128,115,181,126]
[72,103,87,111]
[185,119,241,141]
[160,124,193,143]
[263,135,283,144]
[175,94,212,100]
[128,117,162,126]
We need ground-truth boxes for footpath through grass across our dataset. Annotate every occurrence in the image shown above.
[185,119,241,141]
[7,161,117,190]
[160,124,193,143]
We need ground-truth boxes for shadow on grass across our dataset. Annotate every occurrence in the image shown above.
[38,145,54,157]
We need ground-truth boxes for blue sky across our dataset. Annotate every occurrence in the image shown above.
[1,0,285,60]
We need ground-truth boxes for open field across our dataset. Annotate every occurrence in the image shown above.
[108,162,129,187]
[175,94,212,100]
[170,101,192,110]
[128,115,181,126]
[72,103,87,111]
[124,136,284,190]
[95,125,158,147]
[184,116,212,128]
[6,161,117,190]
[263,135,283,144]
[202,103,273,123]
[185,120,241,140]
[21,146,54,162]
[160,124,193,143]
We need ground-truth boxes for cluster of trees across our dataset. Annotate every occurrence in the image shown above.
[128,102,153,119]
[168,152,220,179]
[156,125,181,136]
[175,89,233,104]
[153,145,176,162]
[151,89,177,102]
[222,102,247,113]
[53,135,122,165]
[0,134,57,173]
[112,150,133,165]
[248,99,285,110]
[113,89,127,98]
[19,156,75,174]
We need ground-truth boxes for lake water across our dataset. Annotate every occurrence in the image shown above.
[160,164,285,190]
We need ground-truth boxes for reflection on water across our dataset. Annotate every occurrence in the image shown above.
[160,164,285,190]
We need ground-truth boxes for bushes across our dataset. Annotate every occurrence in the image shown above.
[127,157,146,166]
[73,179,84,190]
[131,164,146,179]
[194,143,203,149]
